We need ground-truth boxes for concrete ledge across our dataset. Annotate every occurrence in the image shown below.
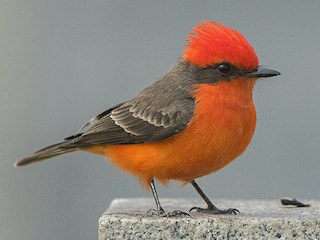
[99,198,320,240]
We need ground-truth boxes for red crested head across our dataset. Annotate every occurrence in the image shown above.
[183,21,259,71]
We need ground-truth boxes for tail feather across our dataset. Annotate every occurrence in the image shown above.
[15,141,78,167]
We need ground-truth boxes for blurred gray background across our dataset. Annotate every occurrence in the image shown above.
[2,0,320,239]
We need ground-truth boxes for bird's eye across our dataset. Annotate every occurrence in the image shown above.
[218,63,231,73]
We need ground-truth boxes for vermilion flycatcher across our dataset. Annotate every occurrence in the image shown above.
[15,21,280,216]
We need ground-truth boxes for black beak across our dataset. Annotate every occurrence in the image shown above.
[246,66,280,78]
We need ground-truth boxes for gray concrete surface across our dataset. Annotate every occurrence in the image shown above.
[99,198,320,240]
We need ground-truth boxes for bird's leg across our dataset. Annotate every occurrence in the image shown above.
[189,180,239,214]
[147,179,190,217]
[149,179,165,214]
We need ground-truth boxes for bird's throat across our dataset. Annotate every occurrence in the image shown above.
[194,78,256,110]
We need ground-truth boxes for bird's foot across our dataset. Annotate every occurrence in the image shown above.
[189,205,239,215]
[147,208,190,217]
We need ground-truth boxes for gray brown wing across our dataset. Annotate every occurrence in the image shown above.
[70,103,192,147]
[67,66,196,147]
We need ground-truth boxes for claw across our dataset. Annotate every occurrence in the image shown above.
[225,208,240,215]
[167,210,191,217]
[147,208,190,217]
[189,206,239,215]
[190,180,239,215]
[189,206,201,212]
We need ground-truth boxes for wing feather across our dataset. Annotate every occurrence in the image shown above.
[67,61,196,147]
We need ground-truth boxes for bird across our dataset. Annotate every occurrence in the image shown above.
[15,20,280,216]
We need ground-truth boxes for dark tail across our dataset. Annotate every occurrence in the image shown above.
[15,140,78,167]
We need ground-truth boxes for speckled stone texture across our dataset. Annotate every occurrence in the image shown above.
[99,198,320,240]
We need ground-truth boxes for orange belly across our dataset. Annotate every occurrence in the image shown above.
[86,79,256,188]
